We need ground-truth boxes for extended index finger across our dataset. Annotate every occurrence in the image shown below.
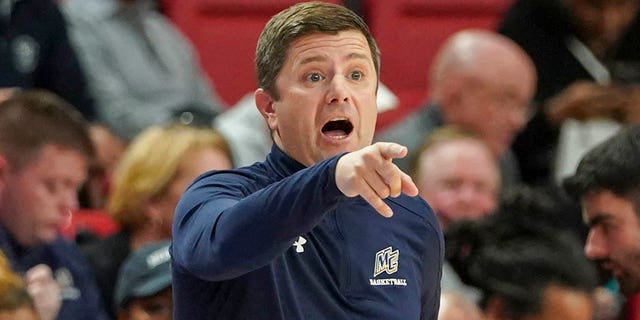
[376,142,408,161]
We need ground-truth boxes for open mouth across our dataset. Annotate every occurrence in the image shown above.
[321,117,354,140]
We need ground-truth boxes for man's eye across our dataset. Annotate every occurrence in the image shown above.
[143,303,167,314]
[44,180,59,194]
[601,222,615,235]
[307,73,324,82]
[441,180,462,191]
[350,71,363,81]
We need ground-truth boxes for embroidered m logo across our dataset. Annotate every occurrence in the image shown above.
[373,247,399,277]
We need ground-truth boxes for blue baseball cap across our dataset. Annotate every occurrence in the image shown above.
[114,241,172,310]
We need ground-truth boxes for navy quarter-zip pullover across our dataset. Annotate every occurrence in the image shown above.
[172,145,443,319]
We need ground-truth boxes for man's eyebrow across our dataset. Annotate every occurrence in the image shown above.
[586,213,611,227]
[299,55,328,65]
[346,52,370,61]
[298,52,370,65]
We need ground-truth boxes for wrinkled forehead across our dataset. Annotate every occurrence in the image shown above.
[286,31,373,61]
[420,140,500,176]
[285,30,376,63]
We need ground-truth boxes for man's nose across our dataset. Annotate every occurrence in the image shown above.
[507,104,528,130]
[458,186,474,201]
[457,184,482,205]
[584,229,608,260]
[61,189,80,214]
[325,76,350,105]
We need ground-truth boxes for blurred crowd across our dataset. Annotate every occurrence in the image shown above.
[1,0,640,319]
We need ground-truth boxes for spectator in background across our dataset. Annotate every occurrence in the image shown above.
[498,184,588,243]
[411,126,500,230]
[497,184,619,319]
[564,125,640,319]
[113,241,171,320]
[411,126,500,309]
[499,0,640,186]
[82,124,232,318]
[0,251,59,320]
[446,208,598,320]
[0,90,108,320]
[59,123,126,245]
[62,0,226,141]
[0,0,96,120]
[375,29,536,188]
[80,124,127,210]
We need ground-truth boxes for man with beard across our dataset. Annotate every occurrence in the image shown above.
[564,125,640,316]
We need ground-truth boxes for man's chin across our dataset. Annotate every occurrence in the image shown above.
[617,275,640,297]
[490,140,509,157]
[317,150,347,163]
[39,230,59,244]
[321,142,360,157]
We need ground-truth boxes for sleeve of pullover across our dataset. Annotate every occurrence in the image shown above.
[172,156,346,281]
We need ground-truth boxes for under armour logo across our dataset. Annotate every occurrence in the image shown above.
[293,236,307,253]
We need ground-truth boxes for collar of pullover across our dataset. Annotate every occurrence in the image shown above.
[264,144,308,180]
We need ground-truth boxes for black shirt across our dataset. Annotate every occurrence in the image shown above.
[0,0,95,119]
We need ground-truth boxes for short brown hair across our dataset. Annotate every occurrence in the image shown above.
[0,90,93,170]
[255,1,380,100]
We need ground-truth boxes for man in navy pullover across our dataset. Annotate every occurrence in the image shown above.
[0,90,108,320]
[171,2,443,319]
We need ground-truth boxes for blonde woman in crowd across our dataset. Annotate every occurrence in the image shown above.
[80,123,233,318]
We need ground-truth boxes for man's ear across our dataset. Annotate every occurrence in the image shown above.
[438,75,470,123]
[255,88,278,131]
[439,76,464,111]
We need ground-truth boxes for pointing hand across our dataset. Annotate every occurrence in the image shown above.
[335,142,418,217]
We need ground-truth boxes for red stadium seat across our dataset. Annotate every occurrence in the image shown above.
[626,292,640,320]
[163,0,341,107]
[59,209,119,241]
